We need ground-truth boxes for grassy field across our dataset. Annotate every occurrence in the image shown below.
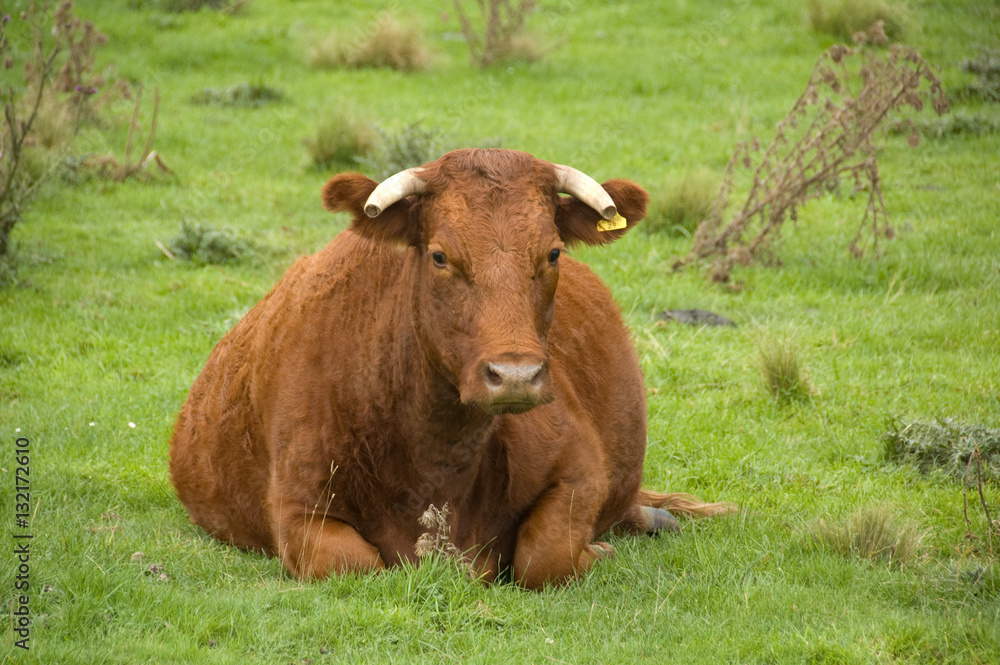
[2,0,999,662]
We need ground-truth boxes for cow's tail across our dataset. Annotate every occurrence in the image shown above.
[616,490,736,535]
[636,489,737,519]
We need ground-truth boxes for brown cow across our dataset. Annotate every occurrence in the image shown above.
[169,148,730,589]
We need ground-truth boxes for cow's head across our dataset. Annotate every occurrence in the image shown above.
[322,149,648,416]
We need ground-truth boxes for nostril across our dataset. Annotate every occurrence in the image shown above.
[529,366,545,388]
[484,365,503,387]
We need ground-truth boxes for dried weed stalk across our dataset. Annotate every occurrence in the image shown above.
[415,503,471,570]
[674,22,949,283]
[83,86,171,182]
[963,446,999,559]
[453,0,537,68]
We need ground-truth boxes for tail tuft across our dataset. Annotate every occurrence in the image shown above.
[636,489,738,519]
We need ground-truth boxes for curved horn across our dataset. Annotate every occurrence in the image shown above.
[553,164,617,220]
[364,168,427,218]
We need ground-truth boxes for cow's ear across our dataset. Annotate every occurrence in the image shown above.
[322,173,420,246]
[554,179,649,247]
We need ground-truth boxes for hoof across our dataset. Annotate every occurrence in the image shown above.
[642,506,681,534]
[588,541,614,559]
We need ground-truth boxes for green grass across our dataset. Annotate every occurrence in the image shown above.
[2,0,1000,662]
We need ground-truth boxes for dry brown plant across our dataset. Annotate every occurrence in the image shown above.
[673,22,949,283]
[414,503,471,571]
[308,12,430,73]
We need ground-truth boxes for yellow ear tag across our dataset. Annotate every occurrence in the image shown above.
[597,212,627,232]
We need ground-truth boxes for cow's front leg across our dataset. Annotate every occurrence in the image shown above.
[273,501,384,579]
[513,478,609,589]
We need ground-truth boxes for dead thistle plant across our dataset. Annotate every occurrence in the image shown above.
[674,22,949,283]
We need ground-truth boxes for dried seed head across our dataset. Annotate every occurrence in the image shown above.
[932,93,950,116]
[828,44,849,64]
[870,20,888,46]
[728,246,753,266]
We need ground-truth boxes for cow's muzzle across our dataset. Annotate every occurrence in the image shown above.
[464,355,553,415]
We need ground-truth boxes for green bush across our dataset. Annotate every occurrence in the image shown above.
[166,220,259,265]
[190,82,283,108]
[958,48,1000,102]
[357,123,449,180]
[884,418,1000,483]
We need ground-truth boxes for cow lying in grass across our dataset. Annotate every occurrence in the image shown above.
[169,148,731,588]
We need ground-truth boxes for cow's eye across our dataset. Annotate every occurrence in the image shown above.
[431,251,448,268]
[548,248,561,265]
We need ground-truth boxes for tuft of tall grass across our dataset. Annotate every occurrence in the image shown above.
[303,108,379,170]
[307,12,431,72]
[806,0,916,41]
[643,169,718,237]
[808,505,925,566]
[757,335,815,403]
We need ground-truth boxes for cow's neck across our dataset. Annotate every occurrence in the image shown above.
[382,262,496,491]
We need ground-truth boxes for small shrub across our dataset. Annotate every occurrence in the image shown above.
[165,220,258,265]
[892,112,1000,139]
[1,2,109,266]
[643,169,718,237]
[190,82,283,108]
[307,12,430,72]
[303,108,378,170]
[958,48,1000,102]
[808,505,924,566]
[884,418,1000,483]
[357,123,449,181]
[453,0,538,68]
[758,336,815,403]
[807,0,915,41]
[151,0,250,14]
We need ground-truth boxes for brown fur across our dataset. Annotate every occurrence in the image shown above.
[169,149,730,589]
